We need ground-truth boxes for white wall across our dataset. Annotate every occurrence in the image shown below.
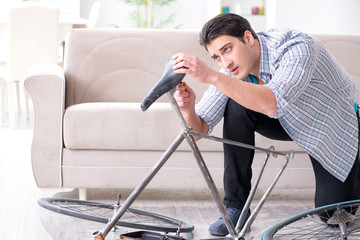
[80,0,360,34]
[80,0,220,29]
[266,0,360,34]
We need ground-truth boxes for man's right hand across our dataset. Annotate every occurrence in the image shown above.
[174,82,196,113]
[174,81,209,137]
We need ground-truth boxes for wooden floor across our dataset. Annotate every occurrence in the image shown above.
[0,113,315,240]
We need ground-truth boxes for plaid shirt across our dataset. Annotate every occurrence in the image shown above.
[196,29,359,182]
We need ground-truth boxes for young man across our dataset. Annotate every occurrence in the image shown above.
[172,13,360,236]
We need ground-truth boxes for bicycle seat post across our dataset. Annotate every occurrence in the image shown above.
[167,87,191,132]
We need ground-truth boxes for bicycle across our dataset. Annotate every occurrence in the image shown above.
[262,199,360,240]
[39,57,295,240]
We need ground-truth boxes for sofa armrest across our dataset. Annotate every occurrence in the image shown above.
[24,63,65,188]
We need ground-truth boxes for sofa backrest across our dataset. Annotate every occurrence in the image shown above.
[313,34,360,101]
[64,29,360,108]
[64,29,219,108]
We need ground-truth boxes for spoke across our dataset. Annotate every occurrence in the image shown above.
[54,201,114,217]
[270,204,360,240]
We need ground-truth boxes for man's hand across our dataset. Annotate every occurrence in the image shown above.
[174,81,209,137]
[174,82,196,113]
[172,53,217,85]
[172,53,211,136]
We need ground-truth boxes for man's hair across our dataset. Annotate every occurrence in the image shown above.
[199,13,258,50]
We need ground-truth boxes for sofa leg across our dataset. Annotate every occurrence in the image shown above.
[79,188,87,200]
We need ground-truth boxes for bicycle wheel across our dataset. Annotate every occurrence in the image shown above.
[263,200,360,240]
[38,197,194,233]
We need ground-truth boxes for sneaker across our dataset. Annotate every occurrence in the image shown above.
[208,207,250,236]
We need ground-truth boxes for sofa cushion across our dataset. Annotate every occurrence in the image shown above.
[63,102,302,152]
[64,102,221,151]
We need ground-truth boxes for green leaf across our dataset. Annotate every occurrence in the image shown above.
[117,0,181,29]
[155,12,175,28]
[119,0,145,6]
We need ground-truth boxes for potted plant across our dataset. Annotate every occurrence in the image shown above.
[119,0,182,28]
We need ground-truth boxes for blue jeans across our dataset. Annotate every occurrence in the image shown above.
[222,98,360,210]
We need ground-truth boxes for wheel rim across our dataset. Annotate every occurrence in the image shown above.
[263,200,360,240]
[38,198,194,233]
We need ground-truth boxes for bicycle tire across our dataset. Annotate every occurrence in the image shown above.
[38,197,194,233]
[262,199,360,240]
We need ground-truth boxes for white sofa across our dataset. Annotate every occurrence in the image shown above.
[24,29,360,195]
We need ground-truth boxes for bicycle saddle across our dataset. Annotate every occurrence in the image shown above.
[141,57,186,111]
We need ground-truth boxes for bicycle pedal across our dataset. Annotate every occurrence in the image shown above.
[327,209,356,225]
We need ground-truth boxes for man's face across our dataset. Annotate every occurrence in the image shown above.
[207,34,257,80]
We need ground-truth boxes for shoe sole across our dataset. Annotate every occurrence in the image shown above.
[209,231,228,237]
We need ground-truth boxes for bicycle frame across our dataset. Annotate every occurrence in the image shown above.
[93,87,294,240]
